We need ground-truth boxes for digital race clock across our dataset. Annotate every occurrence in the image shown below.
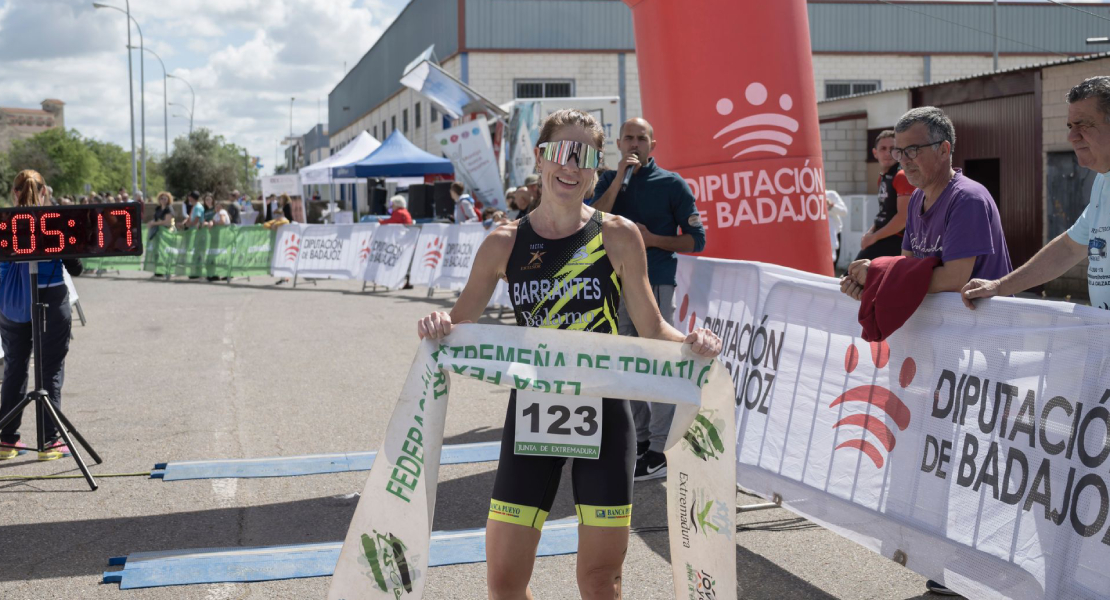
[0,203,143,262]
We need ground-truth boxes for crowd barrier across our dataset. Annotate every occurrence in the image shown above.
[91,222,1110,598]
[677,256,1110,600]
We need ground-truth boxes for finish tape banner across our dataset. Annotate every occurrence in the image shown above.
[675,255,1110,599]
[328,325,737,600]
[361,225,419,290]
[623,0,833,276]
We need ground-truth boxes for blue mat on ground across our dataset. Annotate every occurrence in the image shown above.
[103,518,578,590]
[151,441,501,481]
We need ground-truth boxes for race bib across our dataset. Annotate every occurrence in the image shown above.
[514,391,603,459]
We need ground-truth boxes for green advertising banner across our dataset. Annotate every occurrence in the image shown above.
[135,226,276,278]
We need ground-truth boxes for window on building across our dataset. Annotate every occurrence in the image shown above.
[373,125,378,139]
[825,80,880,100]
[415,102,422,129]
[391,115,396,133]
[403,109,409,133]
[382,121,386,137]
[515,80,575,99]
[430,106,438,125]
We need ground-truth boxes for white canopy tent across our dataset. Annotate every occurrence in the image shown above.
[299,131,381,186]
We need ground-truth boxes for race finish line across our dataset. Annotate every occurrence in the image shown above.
[328,325,738,600]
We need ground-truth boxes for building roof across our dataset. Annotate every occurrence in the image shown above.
[42,99,65,105]
[331,0,1110,135]
[819,51,1110,104]
[0,107,51,116]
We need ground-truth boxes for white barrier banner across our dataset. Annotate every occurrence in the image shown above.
[270,223,305,278]
[675,255,1110,600]
[362,225,419,290]
[328,325,736,600]
[292,224,379,279]
[409,224,450,287]
[430,223,487,291]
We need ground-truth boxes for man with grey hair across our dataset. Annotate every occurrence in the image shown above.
[841,106,1012,302]
[963,76,1110,311]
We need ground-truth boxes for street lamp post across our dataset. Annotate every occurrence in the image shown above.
[168,74,195,134]
[92,1,137,197]
[133,46,168,157]
[169,103,193,131]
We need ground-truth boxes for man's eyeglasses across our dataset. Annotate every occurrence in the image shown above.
[537,140,602,170]
[891,140,944,161]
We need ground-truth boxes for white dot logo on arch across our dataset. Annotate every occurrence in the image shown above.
[713,82,799,159]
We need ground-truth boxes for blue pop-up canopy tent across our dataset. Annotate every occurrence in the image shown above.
[331,130,454,179]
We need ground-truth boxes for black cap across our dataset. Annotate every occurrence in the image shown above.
[188,191,200,199]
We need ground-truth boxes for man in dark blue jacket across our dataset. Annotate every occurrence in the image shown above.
[589,117,706,481]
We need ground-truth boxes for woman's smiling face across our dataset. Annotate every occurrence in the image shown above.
[534,125,599,206]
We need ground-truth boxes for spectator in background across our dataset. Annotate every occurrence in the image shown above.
[450,182,479,223]
[224,192,242,225]
[0,170,78,461]
[522,173,540,207]
[280,193,294,222]
[379,195,413,225]
[184,191,204,230]
[856,130,916,260]
[482,208,508,230]
[133,191,144,203]
[149,192,176,278]
[842,107,1012,304]
[963,76,1110,312]
[827,191,848,265]
[589,116,707,482]
[265,194,279,221]
[204,194,230,228]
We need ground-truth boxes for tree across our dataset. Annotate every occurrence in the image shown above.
[7,128,99,196]
[84,138,131,194]
[0,152,14,206]
[163,129,252,199]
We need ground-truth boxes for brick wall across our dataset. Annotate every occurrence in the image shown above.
[820,117,868,195]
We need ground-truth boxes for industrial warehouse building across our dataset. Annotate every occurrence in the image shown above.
[326,0,1108,156]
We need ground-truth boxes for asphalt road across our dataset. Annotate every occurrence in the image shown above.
[0,272,936,599]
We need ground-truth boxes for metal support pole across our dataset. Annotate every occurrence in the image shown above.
[993,0,999,72]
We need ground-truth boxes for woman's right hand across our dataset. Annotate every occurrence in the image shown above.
[417,311,454,340]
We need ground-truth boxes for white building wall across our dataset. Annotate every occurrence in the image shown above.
[465,52,622,105]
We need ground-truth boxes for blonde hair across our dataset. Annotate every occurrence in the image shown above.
[157,191,174,204]
[279,193,291,206]
[12,170,47,207]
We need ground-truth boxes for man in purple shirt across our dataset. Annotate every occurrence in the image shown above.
[842,106,1012,300]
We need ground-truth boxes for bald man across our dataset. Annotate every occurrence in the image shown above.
[589,118,706,482]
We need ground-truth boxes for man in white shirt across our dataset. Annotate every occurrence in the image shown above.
[963,76,1110,310]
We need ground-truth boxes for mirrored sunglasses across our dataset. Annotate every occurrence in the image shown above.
[537,140,601,170]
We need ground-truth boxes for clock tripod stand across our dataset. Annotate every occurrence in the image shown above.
[0,261,101,490]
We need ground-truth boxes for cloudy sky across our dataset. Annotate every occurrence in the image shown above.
[0,0,1108,180]
[0,0,406,177]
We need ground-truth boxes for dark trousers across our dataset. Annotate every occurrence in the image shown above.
[854,234,905,261]
[0,285,71,445]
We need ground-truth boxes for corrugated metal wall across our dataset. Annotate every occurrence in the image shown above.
[328,0,458,136]
[464,0,635,50]
[932,92,1041,266]
[808,2,1110,55]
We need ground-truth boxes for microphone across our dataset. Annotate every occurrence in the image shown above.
[620,165,634,192]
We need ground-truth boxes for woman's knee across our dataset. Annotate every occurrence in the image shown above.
[487,563,531,600]
[577,562,624,600]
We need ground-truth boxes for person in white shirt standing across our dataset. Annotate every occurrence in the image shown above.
[450,182,479,223]
[963,76,1110,311]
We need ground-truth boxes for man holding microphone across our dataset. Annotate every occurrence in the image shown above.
[589,117,706,481]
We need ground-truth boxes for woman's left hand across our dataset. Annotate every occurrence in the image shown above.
[684,327,722,358]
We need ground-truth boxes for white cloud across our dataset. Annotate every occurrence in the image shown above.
[0,0,403,180]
